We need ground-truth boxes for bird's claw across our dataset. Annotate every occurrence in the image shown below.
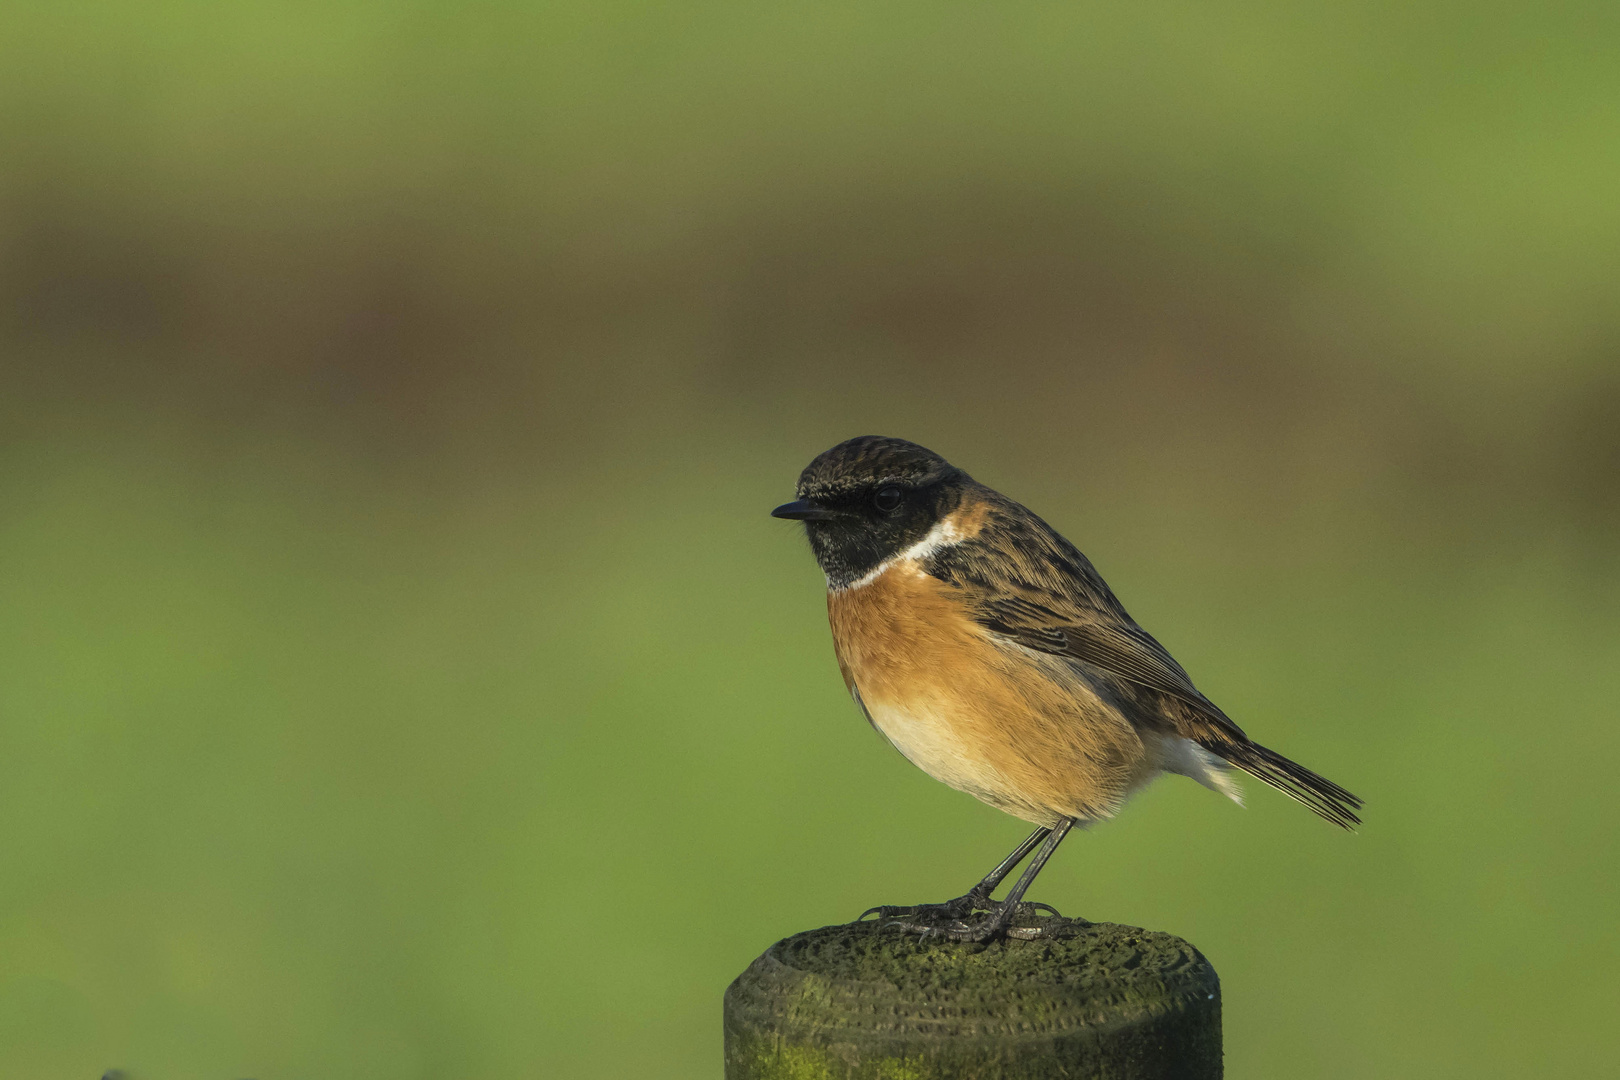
[857,892,989,923]
[871,899,1066,942]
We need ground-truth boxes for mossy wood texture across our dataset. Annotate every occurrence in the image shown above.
[724,919,1220,1080]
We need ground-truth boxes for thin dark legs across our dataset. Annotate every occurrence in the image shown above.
[967,825,1052,902]
[859,819,1079,940]
[858,825,1049,923]
[961,818,1075,941]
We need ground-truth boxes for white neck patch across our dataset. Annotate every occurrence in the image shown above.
[830,515,967,592]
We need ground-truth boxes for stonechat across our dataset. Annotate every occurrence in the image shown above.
[773,436,1362,941]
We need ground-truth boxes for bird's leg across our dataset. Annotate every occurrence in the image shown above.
[858,826,1050,923]
[889,818,1077,941]
[956,824,1052,912]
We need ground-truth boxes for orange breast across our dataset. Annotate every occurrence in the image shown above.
[827,561,1149,825]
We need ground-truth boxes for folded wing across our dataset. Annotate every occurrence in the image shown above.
[933,519,1364,830]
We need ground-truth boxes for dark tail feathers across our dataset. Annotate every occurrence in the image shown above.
[1206,739,1363,830]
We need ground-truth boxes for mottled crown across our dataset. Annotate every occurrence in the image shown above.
[796,436,961,500]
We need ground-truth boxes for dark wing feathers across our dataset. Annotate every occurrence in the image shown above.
[930,493,1363,830]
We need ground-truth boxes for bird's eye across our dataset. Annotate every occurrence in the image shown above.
[873,487,903,512]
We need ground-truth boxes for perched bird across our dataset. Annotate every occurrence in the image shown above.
[773,436,1361,941]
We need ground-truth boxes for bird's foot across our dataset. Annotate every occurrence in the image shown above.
[856,888,996,925]
[877,898,1067,942]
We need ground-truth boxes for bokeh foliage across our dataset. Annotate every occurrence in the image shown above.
[1,2,1618,1077]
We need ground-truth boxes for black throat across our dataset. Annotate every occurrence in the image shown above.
[804,481,965,590]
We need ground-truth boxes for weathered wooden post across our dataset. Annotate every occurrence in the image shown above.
[724,916,1221,1079]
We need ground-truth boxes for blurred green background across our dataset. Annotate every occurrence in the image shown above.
[2,2,1619,1077]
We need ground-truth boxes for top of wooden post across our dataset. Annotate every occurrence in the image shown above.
[725,917,1221,1080]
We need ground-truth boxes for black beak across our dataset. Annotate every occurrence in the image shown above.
[771,499,835,521]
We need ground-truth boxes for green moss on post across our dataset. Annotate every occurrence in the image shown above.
[724,919,1220,1080]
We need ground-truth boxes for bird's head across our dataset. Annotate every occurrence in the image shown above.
[772,436,970,588]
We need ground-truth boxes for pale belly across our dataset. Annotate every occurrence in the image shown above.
[858,689,1007,803]
[853,673,1136,826]
[858,679,1236,824]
